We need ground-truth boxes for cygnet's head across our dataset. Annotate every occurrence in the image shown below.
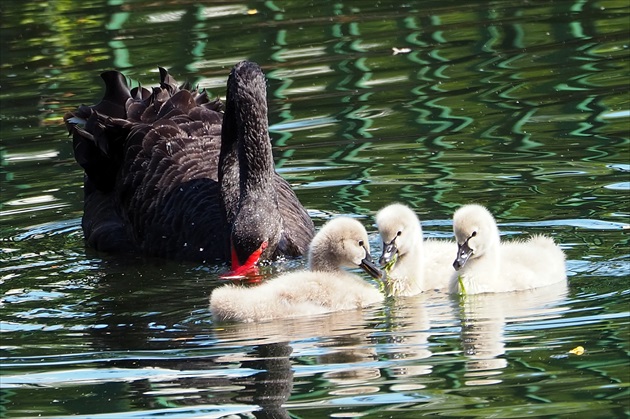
[308,217,381,278]
[452,204,499,270]
[375,203,422,265]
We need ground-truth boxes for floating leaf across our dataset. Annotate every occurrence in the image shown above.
[569,346,585,355]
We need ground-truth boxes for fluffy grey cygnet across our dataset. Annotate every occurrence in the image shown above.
[210,217,383,322]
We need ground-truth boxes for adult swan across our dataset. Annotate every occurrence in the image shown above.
[64,61,314,272]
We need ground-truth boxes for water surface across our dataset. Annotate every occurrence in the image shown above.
[1,0,629,417]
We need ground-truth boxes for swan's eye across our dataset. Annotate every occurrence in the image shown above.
[396,230,402,237]
[471,231,477,238]
[358,240,364,247]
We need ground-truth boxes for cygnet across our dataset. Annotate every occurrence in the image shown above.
[451,204,567,294]
[210,217,383,322]
[376,203,457,296]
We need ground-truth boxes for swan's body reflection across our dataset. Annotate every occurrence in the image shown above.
[85,263,389,418]
[212,309,382,417]
[457,280,570,384]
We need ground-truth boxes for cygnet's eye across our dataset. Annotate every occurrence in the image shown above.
[358,240,364,247]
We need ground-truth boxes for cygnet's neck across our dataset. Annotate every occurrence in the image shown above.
[387,226,425,297]
[457,236,501,294]
[308,240,343,273]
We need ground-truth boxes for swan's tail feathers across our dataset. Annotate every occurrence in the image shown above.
[63,71,132,134]
[92,70,133,119]
[126,84,152,122]
[157,67,224,111]
[127,68,224,124]
[65,68,225,196]
[64,71,137,193]
[66,108,132,194]
[159,66,179,93]
[530,235,565,254]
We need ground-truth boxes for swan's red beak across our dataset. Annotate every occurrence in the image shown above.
[220,241,268,280]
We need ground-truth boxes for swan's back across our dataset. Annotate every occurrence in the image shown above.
[66,68,228,261]
[210,271,381,322]
[499,235,566,291]
[210,217,383,323]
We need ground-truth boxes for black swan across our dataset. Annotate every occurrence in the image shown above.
[64,61,315,272]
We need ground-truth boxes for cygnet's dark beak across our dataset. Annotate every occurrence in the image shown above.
[359,248,383,280]
[379,240,398,265]
[453,241,473,271]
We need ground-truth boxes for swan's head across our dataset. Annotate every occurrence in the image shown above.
[308,217,382,279]
[452,204,499,270]
[227,198,283,277]
[375,203,422,267]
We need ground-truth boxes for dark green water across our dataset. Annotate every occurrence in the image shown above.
[1,0,629,417]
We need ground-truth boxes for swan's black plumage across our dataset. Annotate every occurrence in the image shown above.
[65,61,314,266]
[225,62,315,265]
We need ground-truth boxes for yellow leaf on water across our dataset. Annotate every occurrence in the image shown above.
[569,346,585,355]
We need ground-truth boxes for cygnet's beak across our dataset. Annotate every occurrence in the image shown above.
[379,240,398,265]
[453,241,473,271]
[359,248,383,280]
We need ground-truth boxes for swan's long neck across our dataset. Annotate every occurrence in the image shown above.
[233,70,275,194]
[220,62,277,223]
[223,62,282,265]
[219,99,240,225]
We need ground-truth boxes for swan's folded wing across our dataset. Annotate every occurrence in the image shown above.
[274,175,315,257]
